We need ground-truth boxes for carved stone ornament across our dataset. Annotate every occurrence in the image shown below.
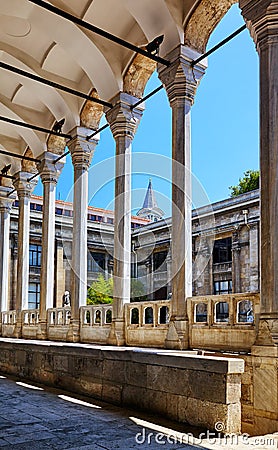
[80,89,103,129]
[47,134,66,155]
[184,0,237,53]
[256,319,278,346]
[123,53,156,98]
[22,148,37,173]
[106,93,144,140]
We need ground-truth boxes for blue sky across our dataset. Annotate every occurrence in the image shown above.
[35,4,259,217]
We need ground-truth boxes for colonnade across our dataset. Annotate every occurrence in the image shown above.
[0,0,277,349]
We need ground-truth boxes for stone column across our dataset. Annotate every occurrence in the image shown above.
[68,127,98,342]
[55,240,65,307]
[106,93,144,345]
[0,187,15,313]
[36,145,65,339]
[158,45,206,349]
[249,222,259,292]
[232,229,241,294]
[240,0,278,350]
[13,172,37,337]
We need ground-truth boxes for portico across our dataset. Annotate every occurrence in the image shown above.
[0,0,278,436]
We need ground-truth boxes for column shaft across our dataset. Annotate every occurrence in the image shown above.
[106,93,143,345]
[14,173,37,313]
[0,207,11,312]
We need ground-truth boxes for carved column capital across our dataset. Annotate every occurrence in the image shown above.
[68,127,98,170]
[106,92,144,140]
[240,0,278,49]
[13,171,38,199]
[37,151,65,185]
[158,45,207,106]
[0,186,16,212]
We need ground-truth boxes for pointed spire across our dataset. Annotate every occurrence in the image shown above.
[142,178,158,209]
[137,179,165,222]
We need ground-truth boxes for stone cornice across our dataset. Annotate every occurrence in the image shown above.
[158,45,207,106]
[106,93,144,140]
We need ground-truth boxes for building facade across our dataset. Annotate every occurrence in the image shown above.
[7,188,260,311]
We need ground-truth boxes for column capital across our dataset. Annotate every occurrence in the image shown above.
[106,92,144,140]
[13,171,38,199]
[37,151,65,184]
[240,0,278,48]
[158,45,207,106]
[0,186,16,212]
[68,126,99,170]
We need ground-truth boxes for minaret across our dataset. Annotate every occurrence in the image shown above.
[137,179,164,222]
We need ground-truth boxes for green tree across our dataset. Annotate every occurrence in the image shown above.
[87,274,113,305]
[130,279,147,302]
[229,170,259,197]
[87,275,147,304]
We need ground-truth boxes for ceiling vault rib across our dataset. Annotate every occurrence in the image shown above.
[27,0,170,67]
[0,62,112,108]
[0,116,72,139]
[0,149,40,163]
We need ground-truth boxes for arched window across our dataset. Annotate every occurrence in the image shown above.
[95,310,101,324]
[130,308,139,325]
[85,310,90,324]
[215,302,229,323]
[105,309,112,324]
[238,300,254,323]
[159,306,169,324]
[144,307,153,324]
[195,303,208,323]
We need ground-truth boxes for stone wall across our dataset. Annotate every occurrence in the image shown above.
[0,338,244,434]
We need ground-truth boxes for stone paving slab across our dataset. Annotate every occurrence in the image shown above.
[0,373,277,450]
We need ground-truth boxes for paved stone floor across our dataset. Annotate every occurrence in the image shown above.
[0,373,277,450]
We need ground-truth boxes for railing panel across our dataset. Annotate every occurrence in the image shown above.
[187,293,260,352]
[80,305,113,344]
[125,300,170,347]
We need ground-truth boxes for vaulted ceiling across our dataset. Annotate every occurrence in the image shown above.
[0,0,238,172]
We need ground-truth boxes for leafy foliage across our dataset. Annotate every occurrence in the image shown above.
[229,170,259,197]
[87,275,147,304]
[87,274,113,305]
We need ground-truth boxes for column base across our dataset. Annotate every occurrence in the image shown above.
[107,320,125,346]
[164,317,189,350]
[36,320,48,340]
[252,317,278,353]
[66,319,80,343]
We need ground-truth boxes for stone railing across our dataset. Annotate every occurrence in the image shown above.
[1,310,17,338]
[187,292,260,351]
[47,307,71,341]
[80,305,112,344]
[21,309,40,339]
[125,300,170,347]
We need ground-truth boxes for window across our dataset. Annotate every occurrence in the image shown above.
[29,244,42,267]
[64,209,71,217]
[195,303,208,323]
[28,283,40,309]
[87,252,105,272]
[159,306,169,324]
[238,300,254,323]
[131,308,139,324]
[153,251,167,272]
[214,280,232,295]
[107,218,114,224]
[55,208,63,215]
[215,302,229,322]
[213,238,232,264]
[144,307,153,324]
[88,214,96,221]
